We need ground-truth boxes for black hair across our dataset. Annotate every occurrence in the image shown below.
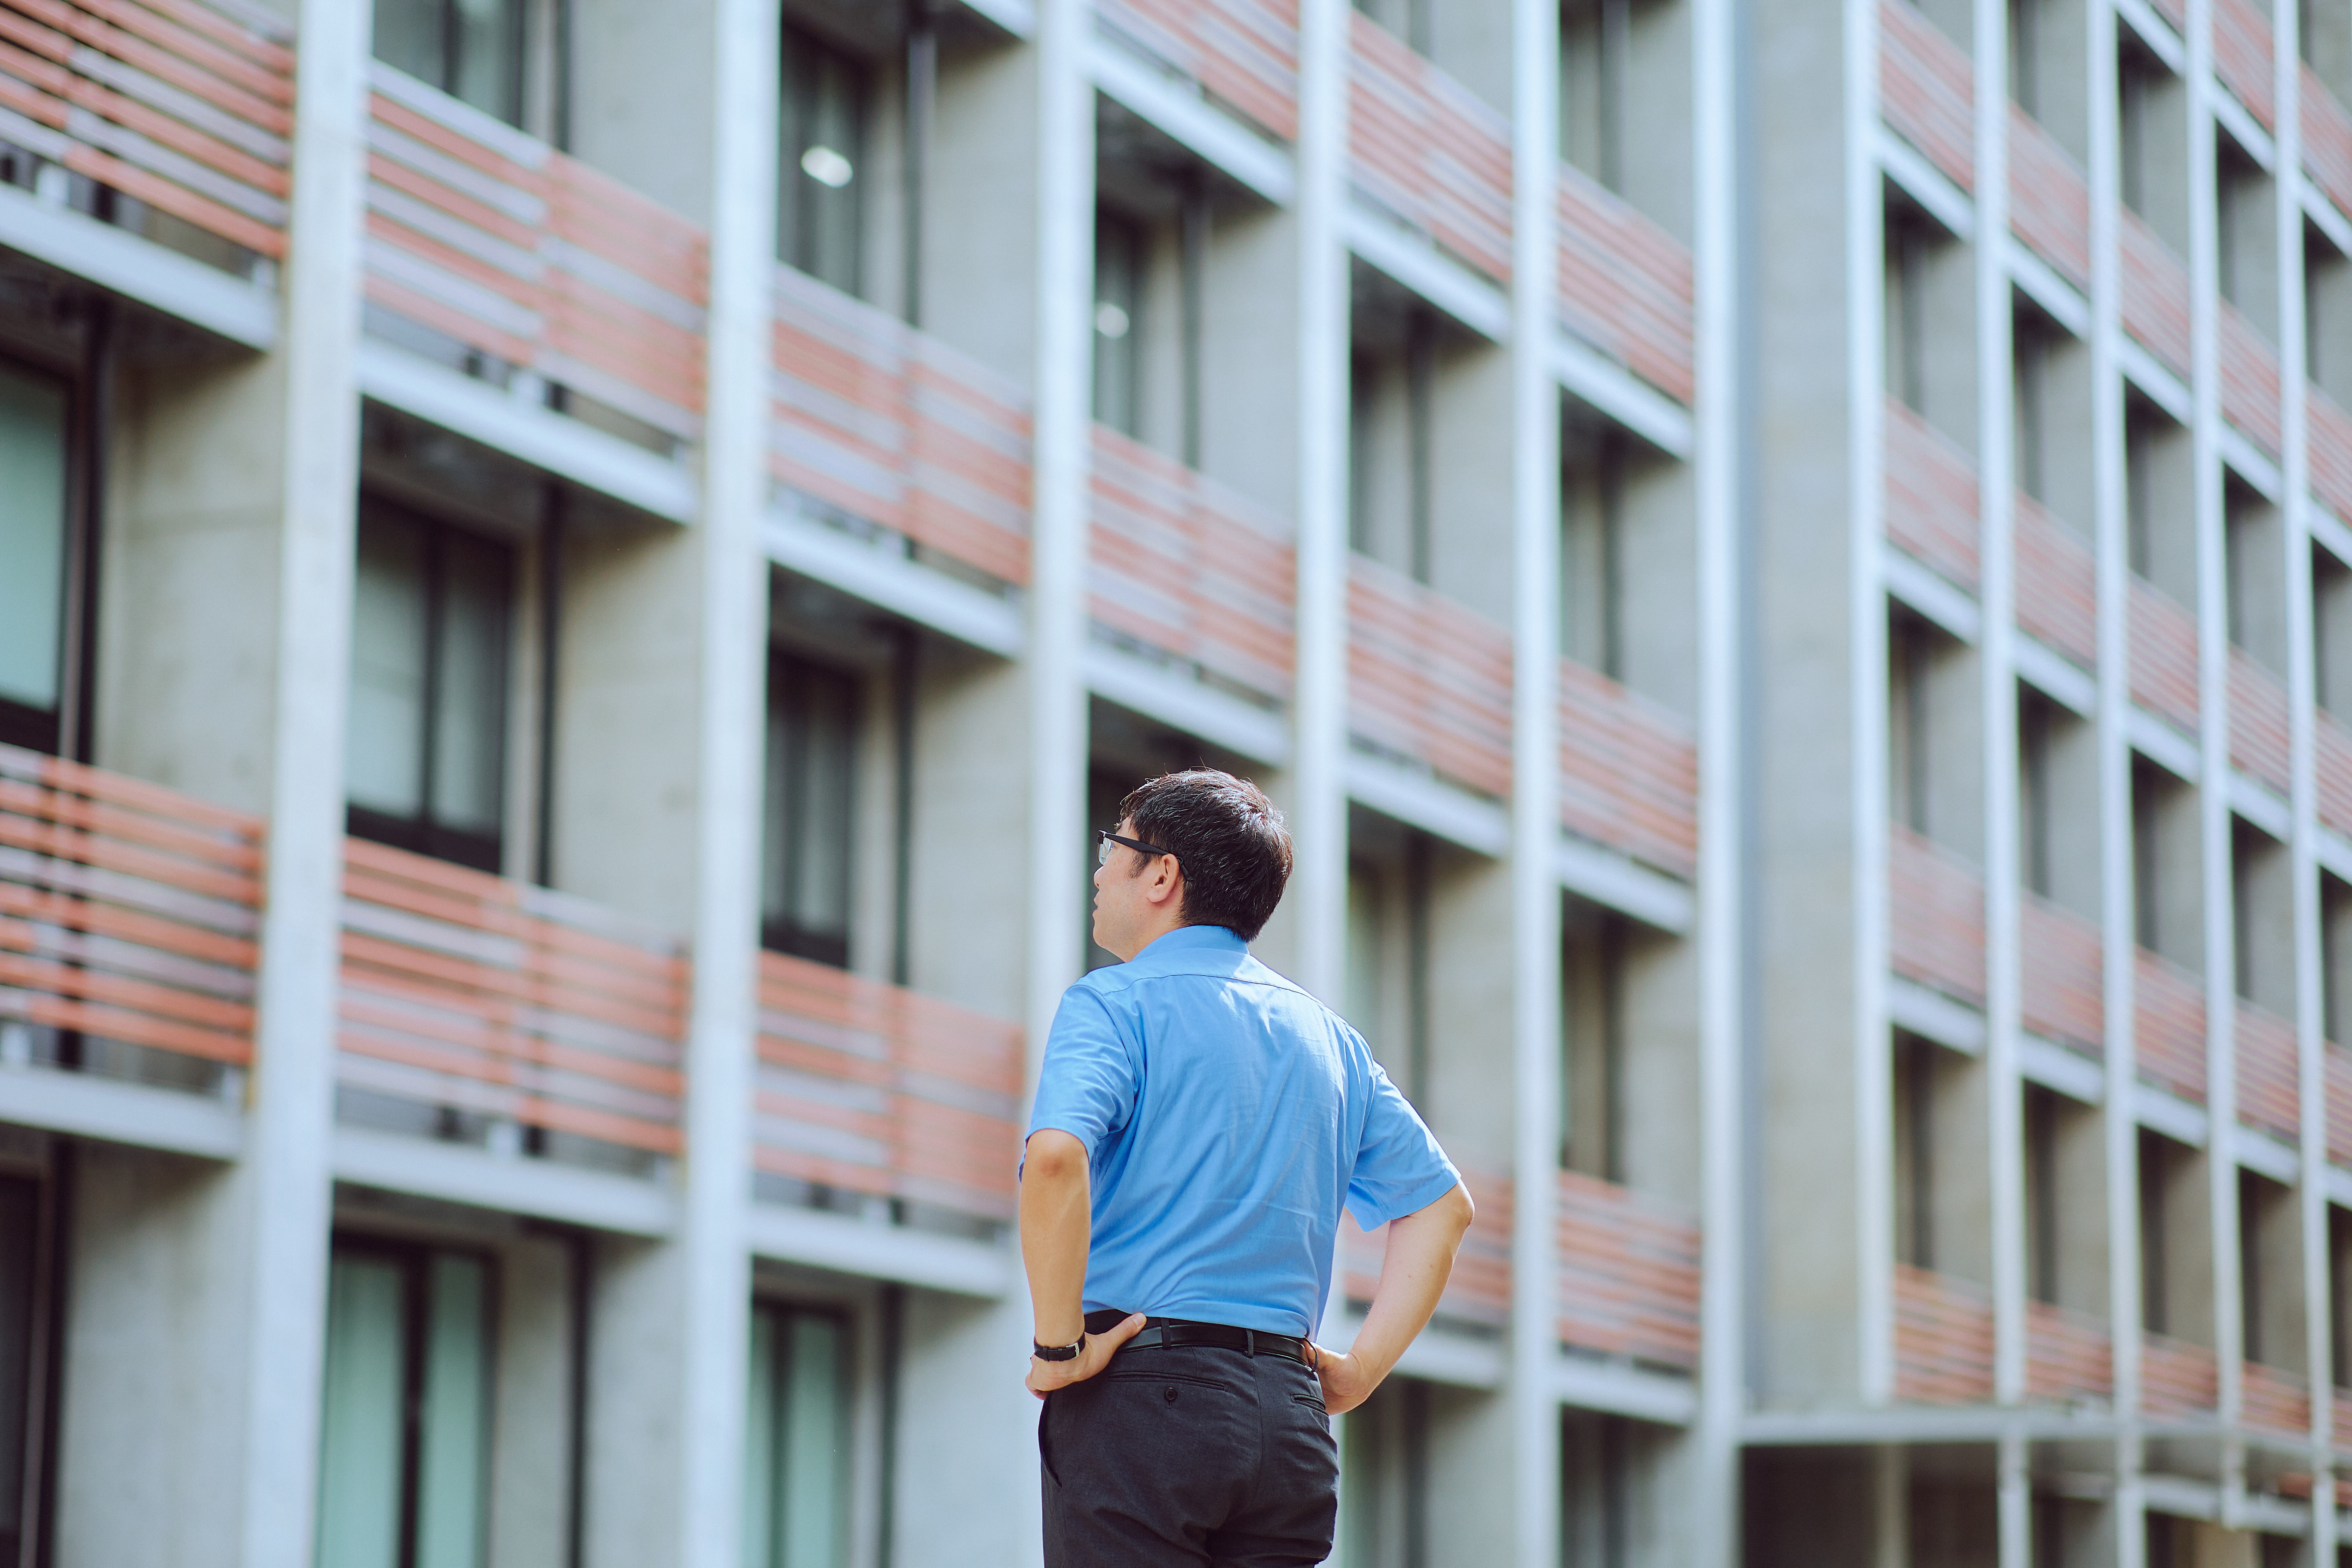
[1116,769,1293,942]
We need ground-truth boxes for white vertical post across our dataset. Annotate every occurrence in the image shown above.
[1291,0,1351,1018]
[235,0,372,1559]
[673,0,781,1560]
[2085,0,2148,1554]
[1692,0,1746,1552]
[1506,0,1560,1561]
[1846,0,1897,1412]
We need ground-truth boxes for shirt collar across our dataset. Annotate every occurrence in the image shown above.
[1131,924,1245,962]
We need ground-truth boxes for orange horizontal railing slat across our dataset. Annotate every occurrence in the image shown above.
[362,63,710,447]
[1559,657,1698,879]
[1556,1170,1701,1369]
[2021,895,2101,1057]
[2212,0,2275,130]
[1089,424,1297,703]
[771,263,1034,587]
[2312,389,2352,533]
[0,0,292,261]
[2219,304,2283,456]
[1344,1169,1514,1329]
[2235,998,2298,1145]
[1888,826,1985,1008]
[1883,396,1981,590]
[1878,0,1973,189]
[2014,493,2095,667]
[336,837,689,1156]
[1093,0,1298,141]
[2228,650,2291,796]
[2242,1361,2312,1438]
[2024,1299,2113,1405]
[2306,70,2352,224]
[1347,554,1514,799]
[2121,212,2193,379]
[0,743,263,1074]
[2135,947,2207,1105]
[1347,12,1512,284]
[1555,165,1695,404]
[1893,1265,1994,1404]
[2008,104,2089,290]
[753,949,1023,1225]
[2128,575,2199,734]
[2328,1040,2352,1170]
[2141,1333,2218,1419]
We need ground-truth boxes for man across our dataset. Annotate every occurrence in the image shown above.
[1020,769,1475,1567]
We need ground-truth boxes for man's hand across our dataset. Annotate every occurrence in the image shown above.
[1026,1313,1146,1400]
[1305,1343,1377,1415]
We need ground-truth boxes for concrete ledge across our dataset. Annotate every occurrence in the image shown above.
[1086,642,1291,766]
[1741,1403,2121,1445]
[2134,1083,2210,1148]
[1556,1354,1696,1425]
[0,1065,242,1160]
[747,1202,1012,1296]
[1344,203,1511,341]
[1552,336,1693,460]
[1344,752,1510,855]
[2115,0,2184,67]
[956,0,1033,38]
[1881,546,1981,644]
[2015,635,2094,717]
[764,505,1025,657]
[2235,1127,2300,1185]
[2222,428,2282,502]
[2230,769,2291,840]
[2128,706,2199,783]
[2005,237,2089,341]
[358,340,700,524]
[1874,126,1975,242]
[331,1126,677,1236]
[1087,33,1293,206]
[2020,1034,2104,1106]
[0,183,277,348]
[2118,337,2192,423]
[1887,976,1985,1054]
[1556,835,1693,934]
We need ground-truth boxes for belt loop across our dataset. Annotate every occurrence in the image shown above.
[1244,1328,1255,1358]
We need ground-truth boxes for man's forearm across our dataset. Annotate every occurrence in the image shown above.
[1020,1130,1093,1344]
[1347,1184,1474,1386]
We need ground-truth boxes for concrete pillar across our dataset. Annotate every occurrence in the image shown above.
[1506,0,1562,1561]
[236,0,373,1559]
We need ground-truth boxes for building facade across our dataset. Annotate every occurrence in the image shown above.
[6,0,2352,1562]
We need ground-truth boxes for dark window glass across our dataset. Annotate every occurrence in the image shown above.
[0,360,70,755]
[743,1302,850,1568]
[315,1241,493,1568]
[764,655,859,967]
[780,26,868,295]
[374,0,527,127]
[0,1176,40,1566]
[1093,211,1145,437]
[346,501,514,873]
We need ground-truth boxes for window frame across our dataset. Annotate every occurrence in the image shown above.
[762,649,863,969]
[0,346,92,761]
[743,1295,855,1568]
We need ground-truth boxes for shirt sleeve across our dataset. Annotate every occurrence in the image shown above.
[1344,1050,1462,1231]
[1023,983,1140,1168]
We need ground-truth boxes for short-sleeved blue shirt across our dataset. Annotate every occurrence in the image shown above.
[1024,924,1461,1336]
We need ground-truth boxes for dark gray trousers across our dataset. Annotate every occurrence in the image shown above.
[1038,1343,1339,1567]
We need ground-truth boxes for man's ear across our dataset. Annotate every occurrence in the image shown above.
[1146,858,1183,907]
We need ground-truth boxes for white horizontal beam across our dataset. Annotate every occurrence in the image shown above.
[763,504,1026,657]
[331,1126,677,1235]
[745,1202,1012,1296]
[1087,34,1294,206]
[0,181,277,348]
[0,1065,242,1160]
[1084,642,1292,765]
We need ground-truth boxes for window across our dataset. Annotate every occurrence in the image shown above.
[1560,0,1628,193]
[346,501,514,873]
[1885,219,1929,417]
[1561,434,1624,679]
[0,360,70,756]
[743,1302,850,1568]
[2019,694,2054,900]
[374,0,527,126]
[2140,1130,2171,1335]
[2008,0,2042,121]
[0,1175,46,1567]
[1895,1034,1936,1269]
[1353,0,1430,53]
[1093,210,1145,438]
[780,24,868,297]
[1561,1409,1631,1568]
[763,654,859,967]
[315,1241,493,1568]
[2025,1087,2058,1304]
[1343,1378,1430,1568]
[1889,612,1932,837]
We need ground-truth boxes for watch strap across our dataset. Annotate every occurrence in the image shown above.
[1031,1333,1086,1362]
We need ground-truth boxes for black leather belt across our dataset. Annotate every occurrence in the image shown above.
[1084,1309,1313,1367]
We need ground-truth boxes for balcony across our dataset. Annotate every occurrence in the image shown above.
[1888,826,1985,1010]
[2021,894,2102,1057]
[1090,425,1296,708]
[2219,306,2283,456]
[1094,0,1300,141]
[2337,1387,2352,1452]
[2213,0,2275,131]
[2015,494,2095,668]
[753,950,1024,1232]
[1559,659,1698,881]
[770,263,1033,591]
[2311,388,2352,532]
[1877,0,1972,193]
[2142,1332,2219,1419]
[2008,105,2090,292]
[1347,556,1514,799]
[2229,650,2291,796]
[1341,1167,1512,1331]
[2235,998,2298,1145]
[2242,1360,2312,1439]
[2025,1300,2113,1406]
[361,64,710,509]
[1883,395,1980,591]
[1556,1170,1701,1371]
[0,744,260,1115]
[2128,574,2199,735]
[2319,708,2352,839]
[2136,947,2208,1104]
[0,0,291,330]
[2329,1040,2352,1169]
[2304,67,2352,223]
[1556,165,1696,404]
[1893,1264,1993,1405]
[336,839,687,1167]
[1347,13,1512,285]
[2120,211,2193,380]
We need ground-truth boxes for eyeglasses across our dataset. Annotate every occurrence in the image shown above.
[1096,829,1174,866]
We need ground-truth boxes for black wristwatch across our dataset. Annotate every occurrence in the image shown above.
[1032,1333,1086,1362]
